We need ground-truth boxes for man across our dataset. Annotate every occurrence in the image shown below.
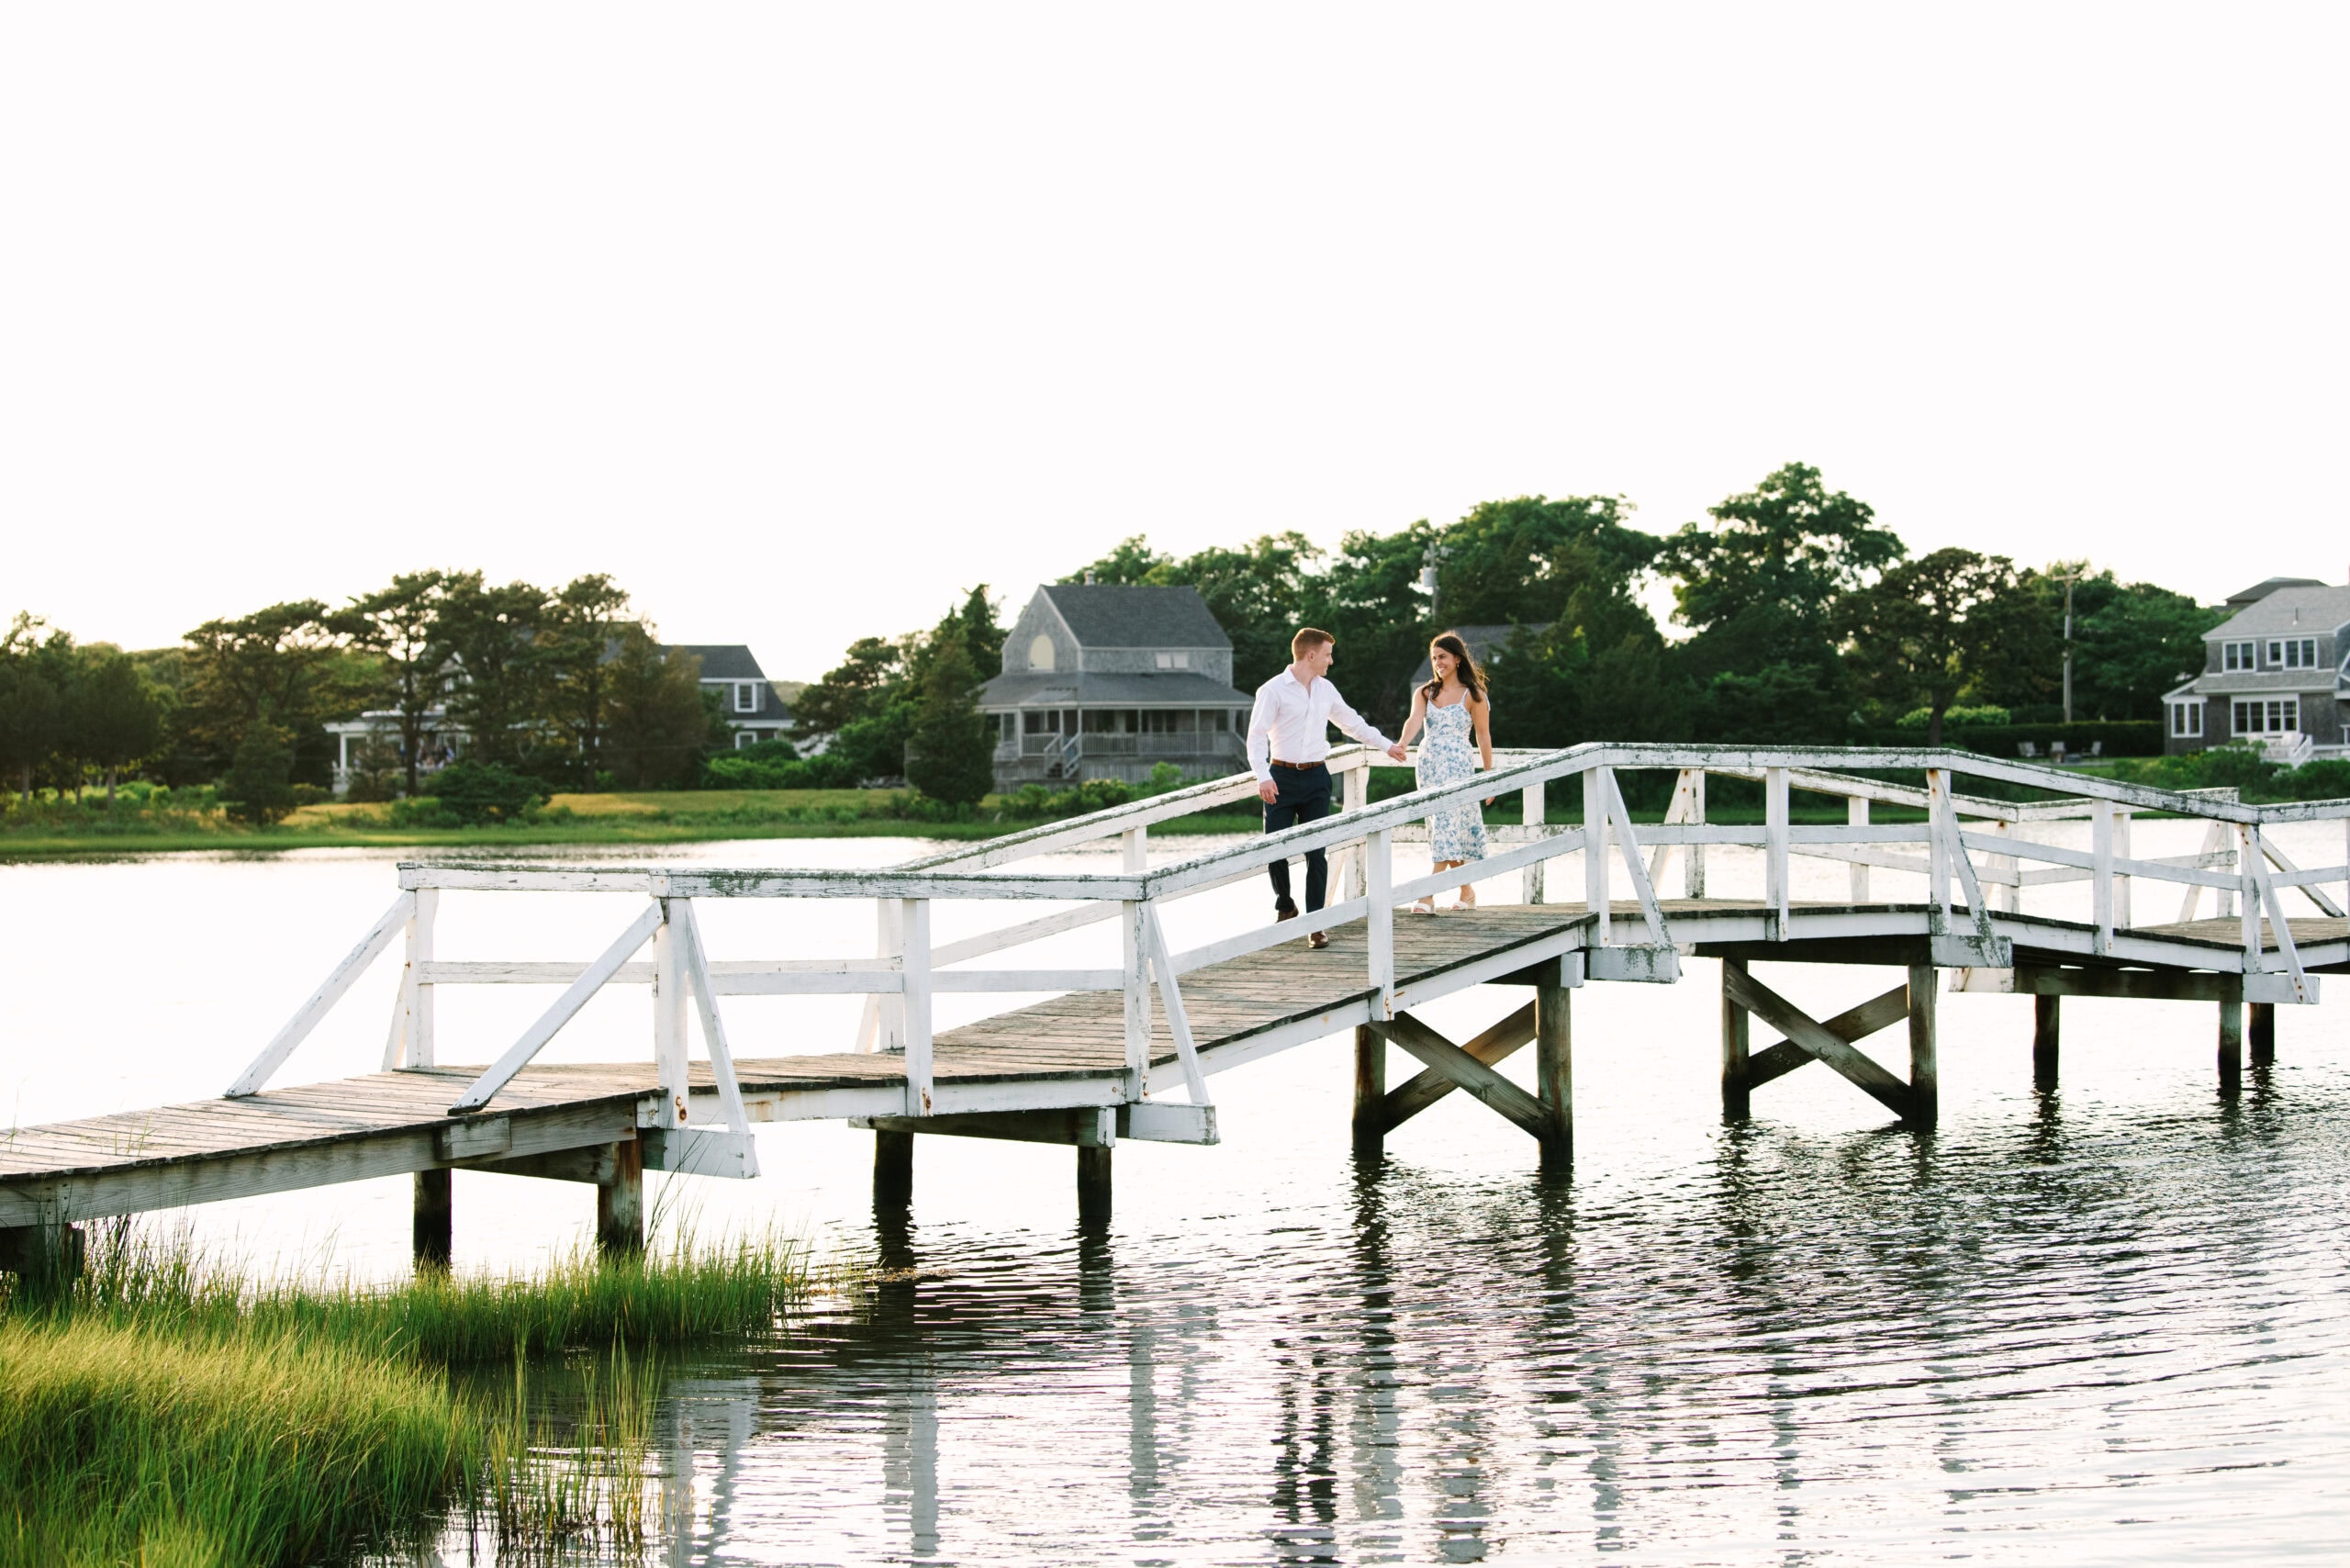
[1247,628,1409,949]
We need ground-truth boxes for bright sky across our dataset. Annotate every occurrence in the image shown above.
[5,5,2344,678]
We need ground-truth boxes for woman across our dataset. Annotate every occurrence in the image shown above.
[1397,632,1494,913]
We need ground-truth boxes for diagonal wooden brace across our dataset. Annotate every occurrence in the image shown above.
[1745,982,1910,1090]
[1721,965,1919,1121]
[1367,1012,1551,1139]
[1374,1002,1537,1132]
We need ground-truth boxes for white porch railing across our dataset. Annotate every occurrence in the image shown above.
[226,745,2350,1156]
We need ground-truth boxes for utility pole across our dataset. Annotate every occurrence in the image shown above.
[2055,566,2087,725]
[1417,542,1449,626]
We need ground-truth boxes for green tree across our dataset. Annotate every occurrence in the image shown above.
[601,630,714,789]
[1842,548,2026,745]
[1483,546,1690,748]
[337,571,452,796]
[0,614,63,802]
[1061,535,1173,586]
[72,651,164,801]
[1438,495,1656,628]
[905,633,993,805]
[220,726,297,824]
[179,602,363,787]
[1659,463,1906,742]
[538,574,635,787]
[1304,521,1441,727]
[1978,567,2221,722]
[434,576,552,770]
[792,636,906,738]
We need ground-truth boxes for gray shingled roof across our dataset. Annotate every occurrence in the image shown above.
[2224,577,2329,609]
[1040,585,1230,649]
[979,670,1249,708]
[2176,669,2345,696]
[669,644,768,680]
[2204,585,2350,641]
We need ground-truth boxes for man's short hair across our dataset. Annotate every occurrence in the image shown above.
[1291,628,1335,659]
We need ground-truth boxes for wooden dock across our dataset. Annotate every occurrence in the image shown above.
[5,744,2346,1274]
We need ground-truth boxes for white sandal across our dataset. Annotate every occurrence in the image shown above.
[1410,896,1438,915]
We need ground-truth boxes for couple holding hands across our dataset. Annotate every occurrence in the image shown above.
[1244,626,1494,946]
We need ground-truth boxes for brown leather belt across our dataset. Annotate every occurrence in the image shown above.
[1270,758,1326,771]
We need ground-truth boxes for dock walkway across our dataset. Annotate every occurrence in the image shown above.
[5,744,2346,1271]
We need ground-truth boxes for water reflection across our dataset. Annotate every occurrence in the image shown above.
[572,1041,2350,1566]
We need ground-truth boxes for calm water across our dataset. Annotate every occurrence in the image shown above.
[5,829,2347,1563]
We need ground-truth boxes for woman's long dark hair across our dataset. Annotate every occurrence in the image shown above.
[1421,631,1484,702]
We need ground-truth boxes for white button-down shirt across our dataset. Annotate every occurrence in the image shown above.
[1247,670,1393,784]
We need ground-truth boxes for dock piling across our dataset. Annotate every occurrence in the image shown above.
[1352,1024,1386,1154]
[597,1139,644,1257]
[1536,980,1572,1164]
[1720,958,1751,1119]
[1077,1145,1113,1221]
[413,1169,452,1270]
[2249,1002,2276,1065]
[875,1129,914,1208]
[2219,998,2244,1092]
[1907,964,1939,1129]
[2032,994,2060,1087]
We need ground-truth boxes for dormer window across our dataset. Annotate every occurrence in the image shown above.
[2268,637,2319,670]
[1153,652,1191,669]
[2222,641,2256,671]
[734,682,757,712]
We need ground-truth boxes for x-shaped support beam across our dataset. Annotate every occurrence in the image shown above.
[1723,965,1921,1122]
[1365,1011,1557,1141]
[1366,1002,1537,1134]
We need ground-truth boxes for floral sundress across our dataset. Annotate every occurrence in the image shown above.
[1416,697,1487,863]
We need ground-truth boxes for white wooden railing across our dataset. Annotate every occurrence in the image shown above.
[225,745,2350,1156]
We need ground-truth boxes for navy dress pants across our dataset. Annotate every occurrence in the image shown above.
[1263,763,1332,912]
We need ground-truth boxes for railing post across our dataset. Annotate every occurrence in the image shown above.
[1340,758,1370,902]
[1520,781,1547,904]
[1122,900,1149,1099]
[1991,818,2018,915]
[1846,796,1870,904]
[387,884,437,1070]
[901,898,934,1115]
[1924,769,1949,917]
[1584,767,1611,946]
[2239,825,2261,973]
[2114,808,2133,932]
[2092,800,2115,955]
[1765,767,1789,940]
[1686,768,1707,899]
[1367,827,1393,1018]
[653,900,688,1128]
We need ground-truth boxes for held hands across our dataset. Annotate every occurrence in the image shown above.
[1258,779,1281,804]
[1386,744,1409,762]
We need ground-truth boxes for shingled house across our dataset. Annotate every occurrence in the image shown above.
[670,644,794,749]
[980,585,1251,788]
[2163,576,2350,765]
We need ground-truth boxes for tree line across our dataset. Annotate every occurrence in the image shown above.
[0,571,726,818]
[1041,462,2213,749]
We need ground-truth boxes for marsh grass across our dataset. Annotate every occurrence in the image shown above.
[0,1218,822,1567]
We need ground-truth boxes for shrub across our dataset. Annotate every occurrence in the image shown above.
[220,729,296,825]
[290,782,331,807]
[700,745,860,790]
[416,760,547,825]
[1895,703,2010,730]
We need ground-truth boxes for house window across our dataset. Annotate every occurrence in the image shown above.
[2171,703,2202,738]
[733,682,756,712]
[1029,634,1057,672]
[733,730,755,750]
[2268,637,2319,669]
[1152,651,1192,669]
[2223,641,2256,671]
[1024,711,1060,734]
[2232,699,2300,735]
